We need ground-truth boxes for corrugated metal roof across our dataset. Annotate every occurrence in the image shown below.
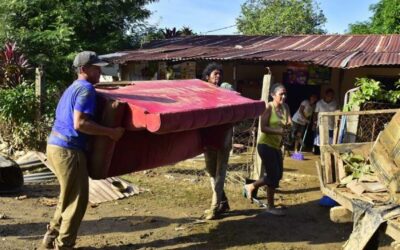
[106,35,400,68]
[88,177,140,204]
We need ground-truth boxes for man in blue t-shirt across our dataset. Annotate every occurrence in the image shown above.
[42,51,124,250]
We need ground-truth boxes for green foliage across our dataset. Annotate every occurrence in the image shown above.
[236,0,327,35]
[348,0,400,34]
[386,79,400,103]
[141,26,196,45]
[0,77,60,150]
[0,84,46,150]
[345,78,400,111]
[180,26,196,36]
[347,21,374,34]
[340,152,373,184]
[0,84,37,123]
[0,0,156,86]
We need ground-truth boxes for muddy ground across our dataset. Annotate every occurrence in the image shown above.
[0,152,394,249]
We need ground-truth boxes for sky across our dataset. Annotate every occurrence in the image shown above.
[146,0,379,35]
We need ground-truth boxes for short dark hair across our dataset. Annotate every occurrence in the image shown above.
[325,88,334,95]
[270,83,286,95]
[202,62,223,81]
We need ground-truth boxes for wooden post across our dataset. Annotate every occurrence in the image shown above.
[35,67,44,120]
[251,67,272,180]
[319,113,334,183]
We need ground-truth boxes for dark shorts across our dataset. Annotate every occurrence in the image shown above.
[257,144,283,188]
[291,121,306,140]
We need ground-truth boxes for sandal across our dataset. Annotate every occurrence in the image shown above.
[242,184,253,201]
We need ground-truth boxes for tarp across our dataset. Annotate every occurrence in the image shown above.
[88,79,265,179]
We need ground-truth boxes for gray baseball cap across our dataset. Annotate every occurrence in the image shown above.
[73,51,108,67]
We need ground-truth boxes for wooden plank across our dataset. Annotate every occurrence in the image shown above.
[324,153,333,183]
[334,154,340,184]
[370,143,398,182]
[315,161,325,188]
[252,71,272,180]
[386,219,400,242]
[337,157,347,181]
[319,114,334,183]
[319,115,330,146]
[319,109,399,117]
[320,142,372,154]
[332,115,340,144]
[320,185,354,211]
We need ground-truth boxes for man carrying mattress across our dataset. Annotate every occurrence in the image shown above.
[42,51,125,250]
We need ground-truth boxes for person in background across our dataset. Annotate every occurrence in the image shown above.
[312,88,338,154]
[42,51,125,250]
[291,94,318,153]
[244,83,291,216]
[201,62,234,220]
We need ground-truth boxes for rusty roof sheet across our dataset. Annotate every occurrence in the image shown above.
[107,35,400,68]
[89,177,139,204]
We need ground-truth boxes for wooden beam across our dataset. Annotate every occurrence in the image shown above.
[319,109,399,117]
[319,114,334,183]
[320,142,372,154]
[251,68,272,180]
[35,67,45,120]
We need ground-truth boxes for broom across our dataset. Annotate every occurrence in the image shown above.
[291,119,311,161]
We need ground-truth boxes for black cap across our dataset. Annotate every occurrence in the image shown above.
[73,51,108,68]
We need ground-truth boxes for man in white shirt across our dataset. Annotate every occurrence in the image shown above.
[291,94,318,152]
[313,89,338,154]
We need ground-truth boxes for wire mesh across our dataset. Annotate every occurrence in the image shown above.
[355,102,399,142]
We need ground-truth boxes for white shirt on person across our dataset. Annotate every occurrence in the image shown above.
[315,99,337,130]
[292,100,314,125]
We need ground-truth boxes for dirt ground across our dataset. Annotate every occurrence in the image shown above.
[0,152,394,249]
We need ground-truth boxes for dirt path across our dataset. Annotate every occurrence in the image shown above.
[0,152,393,249]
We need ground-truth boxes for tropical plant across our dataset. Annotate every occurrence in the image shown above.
[180,26,195,36]
[141,26,196,44]
[345,78,400,111]
[0,42,29,88]
[0,0,157,86]
[162,27,182,38]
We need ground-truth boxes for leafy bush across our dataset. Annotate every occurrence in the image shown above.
[345,77,400,111]
[0,41,61,151]
[0,83,55,150]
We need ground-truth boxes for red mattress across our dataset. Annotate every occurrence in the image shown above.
[87,79,265,179]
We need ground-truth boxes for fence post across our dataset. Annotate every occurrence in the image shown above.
[319,113,334,183]
[251,68,272,180]
[35,67,44,120]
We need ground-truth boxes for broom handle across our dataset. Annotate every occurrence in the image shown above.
[299,113,313,153]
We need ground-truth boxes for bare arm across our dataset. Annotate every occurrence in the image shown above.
[260,103,283,135]
[73,110,124,141]
[299,105,306,120]
[284,103,292,126]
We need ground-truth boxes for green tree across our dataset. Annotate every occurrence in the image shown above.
[0,0,156,85]
[236,0,326,35]
[141,26,196,45]
[348,0,400,34]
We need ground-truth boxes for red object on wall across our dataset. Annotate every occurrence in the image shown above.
[88,79,265,179]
